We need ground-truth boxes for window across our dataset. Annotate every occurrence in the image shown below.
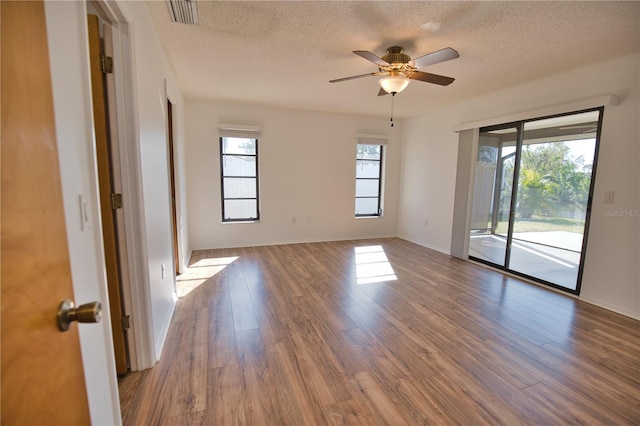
[220,136,259,221]
[355,143,383,217]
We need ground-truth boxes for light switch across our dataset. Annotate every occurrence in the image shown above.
[79,194,92,231]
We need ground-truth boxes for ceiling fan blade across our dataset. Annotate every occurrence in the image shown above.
[408,71,455,86]
[378,87,389,96]
[412,47,459,69]
[329,72,377,83]
[353,50,389,66]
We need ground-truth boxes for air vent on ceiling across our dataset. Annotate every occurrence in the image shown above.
[166,0,198,25]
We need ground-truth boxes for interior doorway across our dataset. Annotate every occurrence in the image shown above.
[167,100,180,276]
[87,12,129,374]
[468,108,603,294]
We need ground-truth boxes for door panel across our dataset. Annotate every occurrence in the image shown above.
[1,1,91,423]
[508,112,600,290]
[87,14,129,374]
[167,100,180,275]
[469,126,518,266]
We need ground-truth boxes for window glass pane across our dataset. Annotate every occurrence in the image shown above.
[356,179,379,197]
[509,115,598,290]
[222,155,256,177]
[355,144,383,216]
[357,144,381,160]
[223,177,256,198]
[355,198,379,216]
[468,127,517,266]
[356,160,380,178]
[224,199,257,220]
[220,136,259,221]
[222,137,256,155]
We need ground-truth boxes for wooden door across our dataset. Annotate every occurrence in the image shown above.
[167,100,180,274]
[87,14,129,375]
[1,1,91,423]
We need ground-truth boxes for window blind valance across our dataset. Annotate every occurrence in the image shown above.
[452,95,618,132]
[218,123,261,139]
[357,134,389,145]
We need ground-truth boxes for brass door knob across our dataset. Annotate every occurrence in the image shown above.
[57,299,102,331]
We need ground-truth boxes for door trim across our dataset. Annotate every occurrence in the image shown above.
[87,13,129,375]
[165,79,183,274]
[90,0,156,370]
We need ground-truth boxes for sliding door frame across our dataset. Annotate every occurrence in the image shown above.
[469,107,604,295]
[573,107,605,295]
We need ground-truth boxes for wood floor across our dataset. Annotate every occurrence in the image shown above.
[119,238,640,425]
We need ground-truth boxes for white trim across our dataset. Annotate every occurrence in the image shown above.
[125,14,158,370]
[397,236,450,256]
[579,296,640,320]
[103,0,157,370]
[453,95,619,132]
[164,80,183,275]
[155,297,177,359]
[190,234,400,251]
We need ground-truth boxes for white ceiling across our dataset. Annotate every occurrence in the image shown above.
[146,1,640,119]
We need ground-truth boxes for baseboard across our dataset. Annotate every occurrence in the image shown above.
[579,295,640,321]
[190,234,399,251]
[154,296,177,361]
[396,235,450,255]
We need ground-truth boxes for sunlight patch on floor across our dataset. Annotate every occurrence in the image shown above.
[354,245,397,285]
[176,256,239,297]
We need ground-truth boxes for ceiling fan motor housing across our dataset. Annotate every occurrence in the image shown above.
[382,46,411,66]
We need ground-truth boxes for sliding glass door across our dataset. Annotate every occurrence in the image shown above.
[468,109,602,293]
[469,125,517,266]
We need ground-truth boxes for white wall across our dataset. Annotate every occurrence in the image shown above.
[398,108,459,253]
[126,0,184,359]
[186,101,402,249]
[399,54,640,319]
[45,2,120,424]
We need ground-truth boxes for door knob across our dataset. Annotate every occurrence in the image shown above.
[57,299,102,331]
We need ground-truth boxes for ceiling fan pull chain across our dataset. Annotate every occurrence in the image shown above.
[390,93,395,127]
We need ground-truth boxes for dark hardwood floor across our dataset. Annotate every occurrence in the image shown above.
[119,238,640,425]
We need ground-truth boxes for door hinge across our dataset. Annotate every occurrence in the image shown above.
[122,315,131,331]
[111,193,123,210]
[101,54,113,74]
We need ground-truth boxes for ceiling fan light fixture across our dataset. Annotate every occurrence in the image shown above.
[379,73,410,94]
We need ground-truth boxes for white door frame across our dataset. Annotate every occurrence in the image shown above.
[93,0,156,371]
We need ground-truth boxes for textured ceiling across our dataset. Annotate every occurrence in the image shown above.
[146,1,640,119]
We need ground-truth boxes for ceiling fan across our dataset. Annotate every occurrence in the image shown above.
[330,46,459,96]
